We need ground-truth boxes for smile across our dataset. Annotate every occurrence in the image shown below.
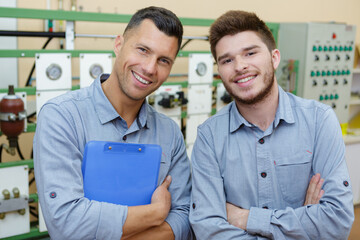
[236,75,256,83]
[132,71,151,85]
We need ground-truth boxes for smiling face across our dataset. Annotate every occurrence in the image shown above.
[113,19,178,102]
[215,31,280,106]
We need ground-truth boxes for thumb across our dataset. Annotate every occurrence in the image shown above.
[162,175,172,189]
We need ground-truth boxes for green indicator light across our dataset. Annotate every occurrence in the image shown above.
[332,70,336,76]
[312,46,317,51]
[324,46,328,51]
[311,71,315,77]
[319,95,324,101]
[337,70,341,75]
[335,94,339,99]
[347,69,351,75]
[329,46,333,51]
[330,94,334,100]
[334,46,338,51]
[318,46,323,51]
[322,71,326,76]
[344,46,348,51]
[316,71,321,76]
[325,95,329,100]
[327,70,331,76]
[339,46,343,51]
[349,46,353,51]
[342,70,346,75]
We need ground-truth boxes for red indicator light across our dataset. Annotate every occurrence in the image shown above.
[332,33,337,39]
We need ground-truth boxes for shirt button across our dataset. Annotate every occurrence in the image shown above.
[50,192,57,198]
[343,180,349,187]
[261,172,267,178]
[192,203,196,209]
[258,138,265,144]
[123,135,127,141]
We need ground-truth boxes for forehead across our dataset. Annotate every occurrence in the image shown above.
[215,31,266,54]
[124,19,178,59]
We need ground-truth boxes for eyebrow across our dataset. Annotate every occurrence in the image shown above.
[217,44,261,63]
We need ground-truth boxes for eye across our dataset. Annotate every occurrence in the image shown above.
[138,47,147,53]
[220,59,232,65]
[159,58,171,65]
[246,51,256,56]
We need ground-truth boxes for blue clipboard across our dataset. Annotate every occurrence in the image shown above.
[82,141,162,206]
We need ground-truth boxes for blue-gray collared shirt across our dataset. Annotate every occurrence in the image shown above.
[189,86,354,239]
[34,74,192,240]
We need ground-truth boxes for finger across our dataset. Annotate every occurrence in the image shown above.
[314,179,324,202]
[305,174,321,205]
[162,175,172,189]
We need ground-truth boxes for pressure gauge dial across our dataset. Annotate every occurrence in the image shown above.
[195,62,207,76]
[89,64,104,79]
[46,64,62,80]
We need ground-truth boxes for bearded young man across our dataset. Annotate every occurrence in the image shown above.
[189,10,354,239]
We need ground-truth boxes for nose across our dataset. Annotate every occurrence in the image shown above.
[234,56,248,72]
[142,57,157,76]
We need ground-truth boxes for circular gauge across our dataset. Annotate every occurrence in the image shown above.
[89,64,104,79]
[196,62,207,76]
[46,64,62,80]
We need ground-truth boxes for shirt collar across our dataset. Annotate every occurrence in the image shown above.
[229,85,295,133]
[92,74,148,129]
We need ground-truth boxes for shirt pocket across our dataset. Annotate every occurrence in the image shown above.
[275,152,312,206]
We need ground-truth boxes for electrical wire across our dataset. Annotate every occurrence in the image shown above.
[16,139,25,160]
[0,144,2,163]
[25,37,54,86]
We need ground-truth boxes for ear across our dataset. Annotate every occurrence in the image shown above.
[271,49,281,70]
[114,35,124,57]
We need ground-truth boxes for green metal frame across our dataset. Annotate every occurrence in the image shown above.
[0,49,211,58]
[0,7,214,26]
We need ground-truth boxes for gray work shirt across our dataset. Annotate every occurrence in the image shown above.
[189,86,354,239]
[34,74,192,240]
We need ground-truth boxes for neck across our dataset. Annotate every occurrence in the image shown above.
[102,73,144,128]
[235,82,279,131]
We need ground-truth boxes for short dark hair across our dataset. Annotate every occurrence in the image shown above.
[124,6,183,54]
[209,10,276,61]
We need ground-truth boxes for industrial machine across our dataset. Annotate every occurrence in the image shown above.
[276,22,356,129]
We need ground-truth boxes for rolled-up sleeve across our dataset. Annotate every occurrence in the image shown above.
[34,103,128,240]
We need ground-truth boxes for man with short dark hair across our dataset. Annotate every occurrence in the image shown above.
[189,10,354,239]
[34,6,193,240]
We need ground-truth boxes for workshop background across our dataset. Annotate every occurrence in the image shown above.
[0,0,360,239]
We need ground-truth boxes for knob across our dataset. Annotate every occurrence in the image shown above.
[323,80,328,86]
[334,79,338,85]
[312,80,317,86]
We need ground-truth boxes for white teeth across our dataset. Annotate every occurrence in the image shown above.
[237,76,255,83]
[133,72,150,85]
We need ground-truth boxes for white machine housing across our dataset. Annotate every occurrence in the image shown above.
[80,53,113,88]
[35,53,72,91]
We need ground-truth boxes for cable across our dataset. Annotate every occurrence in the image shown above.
[25,37,54,86]
[0,144,2,163]
[16,139,25,160]
[180,39,192,50]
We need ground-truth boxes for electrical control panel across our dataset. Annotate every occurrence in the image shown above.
[276,22,356,124]
[80,53,112,88]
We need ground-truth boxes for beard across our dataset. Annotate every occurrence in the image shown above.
[225,63,276,106]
